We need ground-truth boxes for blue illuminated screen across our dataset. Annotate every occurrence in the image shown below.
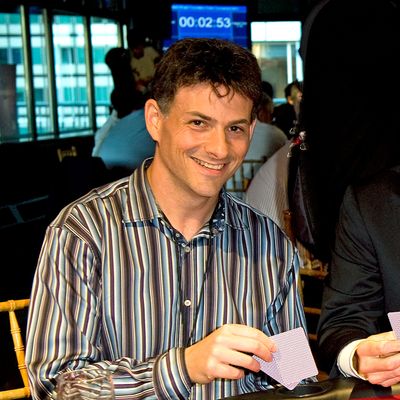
[167,4,248,49]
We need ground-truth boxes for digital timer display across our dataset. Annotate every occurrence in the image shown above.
[169,4,248,48]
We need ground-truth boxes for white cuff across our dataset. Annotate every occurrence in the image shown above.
[337,339,367,380]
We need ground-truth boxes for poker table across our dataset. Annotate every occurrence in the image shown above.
[224,377,400,399]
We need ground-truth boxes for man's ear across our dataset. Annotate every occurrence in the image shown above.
[249,118,257,141]
[145,99,162,142]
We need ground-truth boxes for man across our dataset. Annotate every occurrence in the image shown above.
[317,165,400,387]
[246,93,287,162]
[272,80,302,139]
[26,38,307,399]
[245,140,312,267]
[127,29,160,94]
[92,47,155,173]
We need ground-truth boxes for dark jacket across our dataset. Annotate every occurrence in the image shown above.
[317,166,400,374]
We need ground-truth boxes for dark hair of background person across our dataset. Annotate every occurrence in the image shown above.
[284,83,292,99]
[271,79,302,139]
[150,38,262,119]
[261,80,274,99]
[257,92,275,123]
[284,79,302,99]
[105,47,146,118]
[126,28,147,50]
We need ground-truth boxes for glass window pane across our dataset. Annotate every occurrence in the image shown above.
[0,48,7,63]
[30,10,52,135]
[53,14,89,132]
[0,11,26,140]
[251,21,303,103]
[91,17,119,128]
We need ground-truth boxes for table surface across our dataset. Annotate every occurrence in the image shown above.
[223,377,400,400]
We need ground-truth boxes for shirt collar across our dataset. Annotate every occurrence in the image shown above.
[123,158,248,232]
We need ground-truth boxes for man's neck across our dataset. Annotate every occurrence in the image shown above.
[146,168,218,241]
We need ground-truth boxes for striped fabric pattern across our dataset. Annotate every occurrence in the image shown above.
[26,159,306,400]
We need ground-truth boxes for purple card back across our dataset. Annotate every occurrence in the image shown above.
[254,327,318,390]
[388,311,400,339]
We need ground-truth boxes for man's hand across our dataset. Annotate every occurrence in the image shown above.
[356,331,400,386]
[184,324,277,384]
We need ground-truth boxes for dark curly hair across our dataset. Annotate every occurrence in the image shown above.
[150,38,262,120]
[105,47,146,118]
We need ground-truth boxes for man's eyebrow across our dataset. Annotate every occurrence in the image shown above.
[186,112,250,125]
[230,118,251,125]
[186,111,213,121]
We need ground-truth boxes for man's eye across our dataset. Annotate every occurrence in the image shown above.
[191,120,204,127]
[230,125,244,133]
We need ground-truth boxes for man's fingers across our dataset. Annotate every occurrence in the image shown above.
[357,338,400,358]
[213,333,276,362]
[364,367,400,387]
[217,324,277,353]
[209,363,246,381]
[359,350,400,376]
[223,348,264,372]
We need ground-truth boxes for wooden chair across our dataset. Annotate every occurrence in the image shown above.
[282,209,328,340]
[56,145,77,162]
[282,209,329,380]
[0,299,31,400]
[225,158,266,196]
[298,265,327,340]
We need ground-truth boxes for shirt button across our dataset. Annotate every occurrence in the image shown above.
[184,246,190,253]
[175,232,181,238]
[184,299,191,307]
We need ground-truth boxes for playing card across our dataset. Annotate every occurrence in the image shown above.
[388,312,400,339]
[253,327,318,390]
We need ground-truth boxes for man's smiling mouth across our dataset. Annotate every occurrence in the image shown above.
[192,157,225,170]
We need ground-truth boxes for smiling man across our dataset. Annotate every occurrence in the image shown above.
[26,38,307,400]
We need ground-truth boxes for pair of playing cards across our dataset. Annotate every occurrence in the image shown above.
[253,327,318,390]
[388,311,400,338]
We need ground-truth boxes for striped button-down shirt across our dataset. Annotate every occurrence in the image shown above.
[26,158,307,400]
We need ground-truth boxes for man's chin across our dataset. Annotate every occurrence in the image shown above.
[191,185,223,200]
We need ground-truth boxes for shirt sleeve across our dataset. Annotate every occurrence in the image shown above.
[25,226,192,400]
[337,339,367,380]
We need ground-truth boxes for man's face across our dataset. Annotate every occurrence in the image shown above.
[146,83,255,201]
[132,44,144,59]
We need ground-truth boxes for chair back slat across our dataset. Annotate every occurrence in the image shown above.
[225,159,266,197]
[0,388,30,400]
[0,299,31,399]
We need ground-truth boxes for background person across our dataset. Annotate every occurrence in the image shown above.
[127,29,160,94]
[246,92,287,162]
[92,46,155,174]
[317,165,400,386]
[272,80,302,139]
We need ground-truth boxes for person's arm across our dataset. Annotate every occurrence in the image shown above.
[317,186,386,375]
[185,228,307,391]
[26,226,192,400]
[336,331,400,387]
[353,331,400,386]
[185,324,277,384]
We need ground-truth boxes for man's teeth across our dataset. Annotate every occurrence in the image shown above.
[195,158,224,170]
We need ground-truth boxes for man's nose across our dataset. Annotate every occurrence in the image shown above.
[205,128,229,159]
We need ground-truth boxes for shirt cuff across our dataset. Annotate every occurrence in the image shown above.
[154,347,192,399]
[337,339,367,380]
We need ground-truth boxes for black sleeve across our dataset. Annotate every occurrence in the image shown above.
[316,185,384,374]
